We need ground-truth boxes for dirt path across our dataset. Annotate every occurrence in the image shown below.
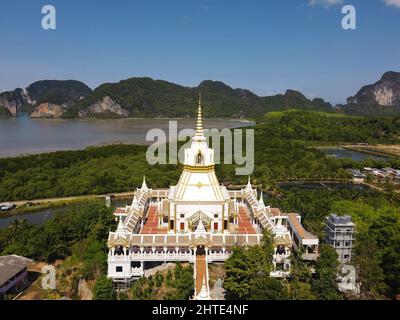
[1,191,136,217]
[11,191,135,206]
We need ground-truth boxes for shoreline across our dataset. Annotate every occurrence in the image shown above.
[341,145,400,159]
[2,115,255,122]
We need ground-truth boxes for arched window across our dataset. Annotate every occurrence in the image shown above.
[196,151,203,165]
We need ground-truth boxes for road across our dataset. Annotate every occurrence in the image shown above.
[2,191,136,210]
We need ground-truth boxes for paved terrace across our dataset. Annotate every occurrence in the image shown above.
[137,203,258,235]
[140,206,167,234]
[237,206,257,234]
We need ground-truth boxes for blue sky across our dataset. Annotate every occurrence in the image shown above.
[0,0,399,104]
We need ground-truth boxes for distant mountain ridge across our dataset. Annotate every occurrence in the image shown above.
[63,77,334,118]
[0,80,92,118]
[340,71,400,115]
[0,77,333,119]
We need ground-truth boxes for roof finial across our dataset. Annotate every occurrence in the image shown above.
[132,193,138,206]
[259,191,265,206]
[195,92,204,137]
[246,176,252,189]
[142,175,148,189]
[116,215,125,234]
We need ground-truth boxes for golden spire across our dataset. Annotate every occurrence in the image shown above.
[195,92,204,137]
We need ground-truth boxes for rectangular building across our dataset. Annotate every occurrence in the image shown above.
[325,214,355,264]
[0,255,33,299]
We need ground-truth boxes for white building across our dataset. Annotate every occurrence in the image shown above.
[107,97,319,299]
[325,214,355,264]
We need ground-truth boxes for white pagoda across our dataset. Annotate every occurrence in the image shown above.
[107,97,319,299]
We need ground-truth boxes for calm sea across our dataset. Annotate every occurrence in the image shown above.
[0,114,253,158]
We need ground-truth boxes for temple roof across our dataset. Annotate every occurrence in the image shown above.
[287,213,318,241]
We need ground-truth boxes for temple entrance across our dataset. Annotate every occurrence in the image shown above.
[196,245,206,256]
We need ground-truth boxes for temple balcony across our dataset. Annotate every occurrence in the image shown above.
[301,244,319,261]
[109,251,194,262]
[108,254,131,262]
[273,253,290,264]
[208,251,231,262]
[270,271,290,278]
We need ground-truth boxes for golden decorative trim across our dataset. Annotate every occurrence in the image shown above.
[183,165,215,172]
[108,236,129,248]
[222,203,225,234]
[190,236,210,247]
[174,203,177,233]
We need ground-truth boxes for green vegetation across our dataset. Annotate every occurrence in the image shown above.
[129,263,194,300]
[224,231,342,300]
[0,201,115,299]
[0,200,114,263]
[224,230,275,299]
[223,187,400,300]
[64,77,333,118]
[1,110,399,300]
[27,80,92,106]
[93,276,116,300]
[339,103,400,116]
[0,80,92,117]
[287,250,316,300]
[2,111,400,202]
[334,200,400,298]
[311,245,342,300]
[0,144,181,202]
[222,185,400,300]
[269,187,400,299]
[260,110,400,144]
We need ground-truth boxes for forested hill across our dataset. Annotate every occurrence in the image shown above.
[259,110,400,144]
[63,77,333,118]
[0,80,92,117]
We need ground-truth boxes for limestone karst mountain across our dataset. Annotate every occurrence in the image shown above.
[340,71,400,115]
[1,77,334,119]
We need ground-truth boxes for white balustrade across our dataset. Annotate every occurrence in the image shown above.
[109,251,193,262]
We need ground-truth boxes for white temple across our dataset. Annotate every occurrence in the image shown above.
[107,97,319,300]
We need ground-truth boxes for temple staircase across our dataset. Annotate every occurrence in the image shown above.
[194,248,211,300]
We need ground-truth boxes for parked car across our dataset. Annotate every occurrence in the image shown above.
[0,203,16,211]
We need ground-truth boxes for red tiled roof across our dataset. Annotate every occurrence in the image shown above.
[287,213,318,240]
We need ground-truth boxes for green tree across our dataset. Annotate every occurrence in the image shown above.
[369,210,400,297]
[93,276,115,300]
[312,245,342,300]
[288,280,316,300]
[224,230,274,299]
[288,249,316,300]
[353,231,387,299]
[249,277,289,300]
